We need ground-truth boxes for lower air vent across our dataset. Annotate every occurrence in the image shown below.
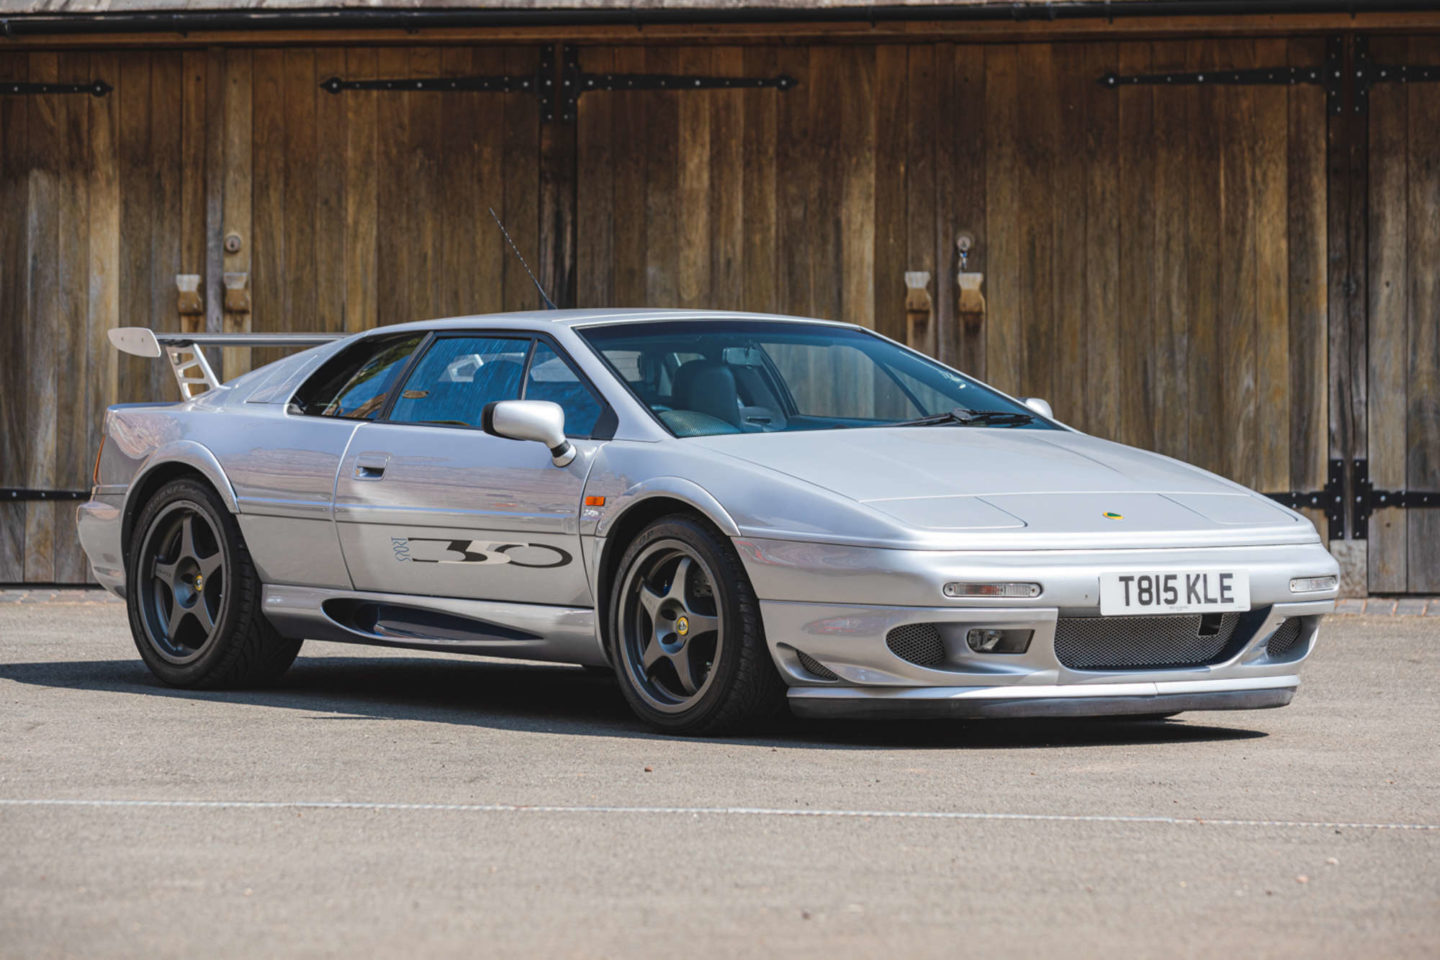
[1054,613,1242,670]
[1267,618,1305,658]
[796,650,839,681]
[885,623,946,667]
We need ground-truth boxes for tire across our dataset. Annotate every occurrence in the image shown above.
[607,514,786,735]
[125,477,301,689]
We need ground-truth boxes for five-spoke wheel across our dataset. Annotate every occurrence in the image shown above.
[126,478,301,688]
[609,515,785,734]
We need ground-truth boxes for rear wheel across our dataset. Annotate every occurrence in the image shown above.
[608,515,785,735]
[126,478,301,688]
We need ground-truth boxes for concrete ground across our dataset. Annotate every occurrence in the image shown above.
[1,601,1436,959]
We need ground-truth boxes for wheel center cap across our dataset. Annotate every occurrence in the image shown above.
[675,615,690,637]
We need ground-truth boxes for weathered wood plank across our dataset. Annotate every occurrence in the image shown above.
[575,45,615,309]
[741,45,778,314]
[1185,39,1223,477]
[610,45,648,308]
[406,46,441,323]
[1050,41,1087,425]
[54,51,92,582]
[24,51,59,583]
[775,45,810,318]
[0,51,29,508]
[950,43,986,380]
[501,45,540,312]
[179,48,206,338]
[314,46,346,333]
[1404,35,1440,592]
[86,50,121,581]
[871,44,907,345]
[374,46,408,323]
[1115,41,1154,450]
[930,41,956,360]
[644,47,680,308]
[437,46,478,318]
[709,46,744,311]
[1365,36,1409,590]
[1218,40,1259,485]
[220,48,253,375]
[342,46,376,331]
[278,47,318,365]
[982,44,1019,395]
[676,46,712,309]
[1286,37,1329,538]
[472,46,507,315]
[539,85,578,310]
[841,45,876,332]
[807,45,843,324]
[249,48,285,373]
[903,44,935,354]
[1082,41,1119,437]
[1148,39,1190,459]
[148,52,183,399]
[1253,37,1291,495]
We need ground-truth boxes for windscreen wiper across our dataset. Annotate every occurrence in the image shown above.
[891,407,1034,428]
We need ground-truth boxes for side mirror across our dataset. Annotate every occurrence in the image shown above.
[481,400,577,467]
[1020,397,1054,420]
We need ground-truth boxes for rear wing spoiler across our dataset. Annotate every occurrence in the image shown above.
[108,327,344,400]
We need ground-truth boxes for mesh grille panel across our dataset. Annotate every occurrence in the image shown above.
[1267,618,1304,658]
[885,623,946,667]
[796,650,839,681]
[1054,613,1242,670]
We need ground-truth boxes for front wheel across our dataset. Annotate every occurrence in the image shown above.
[608,515,785,736]
[126,478,301,688]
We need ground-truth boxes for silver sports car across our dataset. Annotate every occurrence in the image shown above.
[79,310,1340,734]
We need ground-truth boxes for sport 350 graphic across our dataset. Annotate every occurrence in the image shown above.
[391,537,572,569]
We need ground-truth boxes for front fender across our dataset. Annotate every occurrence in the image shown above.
[594,476,741,538]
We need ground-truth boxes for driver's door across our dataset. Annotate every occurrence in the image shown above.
[333,333,604,605]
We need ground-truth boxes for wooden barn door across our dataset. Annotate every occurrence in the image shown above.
[213,44,550,378]
[1365,35,1440,593]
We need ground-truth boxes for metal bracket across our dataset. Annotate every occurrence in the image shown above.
[1099,34,1345,114]
[2,488,88,502]
[557,44,796,122]
[1351,458,1440,540]
[2,80,111,97]
[1264,458,1346,541]
[1350,35,1440,116]
[320,44,557,121]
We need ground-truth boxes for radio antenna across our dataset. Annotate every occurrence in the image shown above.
[488,206,557,311]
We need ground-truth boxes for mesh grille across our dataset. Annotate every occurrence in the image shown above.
[1267,618,1304,658]
[1054,613,1242,670]
[885,623,946,667]
[796,650,839,681]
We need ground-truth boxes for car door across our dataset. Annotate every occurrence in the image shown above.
[333,333,608,606]
[222,330,426,589]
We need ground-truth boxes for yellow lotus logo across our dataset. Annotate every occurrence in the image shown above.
[1103,511,1123,520]
[676,616,690,636]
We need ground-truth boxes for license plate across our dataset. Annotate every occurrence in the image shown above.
[1099,570,1249,615]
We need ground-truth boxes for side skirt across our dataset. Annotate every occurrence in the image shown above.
[260,584,606,665]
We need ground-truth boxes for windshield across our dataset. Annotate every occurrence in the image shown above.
[578,320,1055,437]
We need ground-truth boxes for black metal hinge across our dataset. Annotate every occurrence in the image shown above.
[1351,458,1440,540]
[1264,458,1346,540]
[555,45,796,123]
[2,80,111,98]
[1099,34,1346,114]
[2,488,89,502]
[1350,35,1440,116]
[320,44,558,121]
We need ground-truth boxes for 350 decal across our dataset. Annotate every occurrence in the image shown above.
[390,537,572,569]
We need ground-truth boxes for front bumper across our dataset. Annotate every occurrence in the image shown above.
[742,538,1337,719]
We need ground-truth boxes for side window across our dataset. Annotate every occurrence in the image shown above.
[291,333,424,419]
[388,336,529,427]
[523,341,603,437]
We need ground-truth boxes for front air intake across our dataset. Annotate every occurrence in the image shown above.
[1054,613,1242,671]
[796,650,839,681]
[885,623,946,667]
[1267,618,1305,659]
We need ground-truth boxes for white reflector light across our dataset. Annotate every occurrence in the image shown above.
[1289,575,1338,593]
[943,581,1042,599]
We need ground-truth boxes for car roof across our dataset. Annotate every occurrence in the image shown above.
[378,308,860,334]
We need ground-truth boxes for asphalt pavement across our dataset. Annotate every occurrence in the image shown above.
[1,600,1436,959]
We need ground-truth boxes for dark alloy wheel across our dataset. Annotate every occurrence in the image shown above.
[126,478,301,689]
[609,515,785,735]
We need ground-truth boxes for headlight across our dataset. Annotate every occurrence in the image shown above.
[1289,575,1338,593]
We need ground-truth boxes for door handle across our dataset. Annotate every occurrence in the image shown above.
[354,454,389,480]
